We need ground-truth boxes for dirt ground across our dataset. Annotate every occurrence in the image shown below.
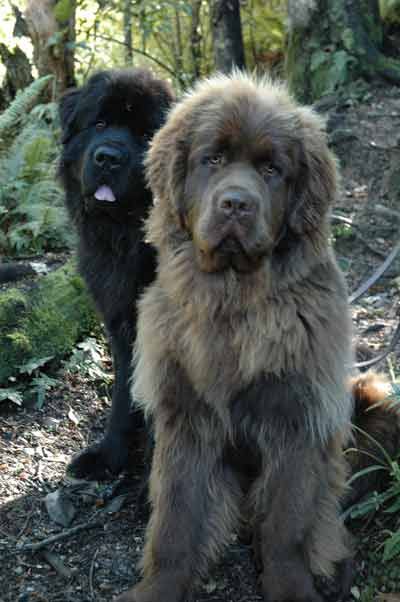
[1,83,400,602]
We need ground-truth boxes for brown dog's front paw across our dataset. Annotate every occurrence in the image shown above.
[262,561,324,602]
[114,587,138,602]
[314,558,354,602]
[114,575,188,602]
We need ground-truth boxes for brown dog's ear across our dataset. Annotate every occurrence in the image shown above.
[145,102,192,225]
[289,107,338,235]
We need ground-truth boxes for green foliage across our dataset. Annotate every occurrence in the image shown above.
[0,387,23,406]
[380,0,400,22]
[71,0,287,89]
[0,261,98,388]
[332,222,354,241]
[0,76,53,142]
[241,0,286,72]
[54,0,75,23]
[64,337,112,384]
[0,98,72,254]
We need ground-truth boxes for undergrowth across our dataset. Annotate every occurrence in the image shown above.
[0,79,72,255]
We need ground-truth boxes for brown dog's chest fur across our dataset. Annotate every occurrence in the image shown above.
[134,245,352,444]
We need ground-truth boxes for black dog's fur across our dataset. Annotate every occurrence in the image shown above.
[59,68,173,479]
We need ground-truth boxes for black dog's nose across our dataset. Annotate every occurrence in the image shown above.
[94,145,126,170]
[218,190,256,218]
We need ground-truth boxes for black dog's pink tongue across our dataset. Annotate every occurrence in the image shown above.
[94,185,116,202]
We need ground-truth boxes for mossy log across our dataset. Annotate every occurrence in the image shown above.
[286,0,400,103]
[0,261,98,385]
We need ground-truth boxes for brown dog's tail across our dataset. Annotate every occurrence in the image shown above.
[346,372,400,506]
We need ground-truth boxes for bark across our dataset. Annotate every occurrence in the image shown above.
[286,0,400,103]
[0,44,33,109]
[173,7,184,80]
[211,0,246,73]
[123,0,133,65]
[190,0,202,81]
[25,0,76,100]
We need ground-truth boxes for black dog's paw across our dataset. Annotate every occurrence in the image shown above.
[314,558,354,602]
[67,438,129,480]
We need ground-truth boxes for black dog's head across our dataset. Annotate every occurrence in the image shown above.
[59,68,174,222]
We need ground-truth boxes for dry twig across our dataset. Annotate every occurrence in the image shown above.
[17,512,103,553]
[89,547,100,600]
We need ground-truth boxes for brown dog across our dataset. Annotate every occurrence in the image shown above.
[116,73,357,602]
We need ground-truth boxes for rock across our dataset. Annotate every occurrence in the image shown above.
[45,489,76,527]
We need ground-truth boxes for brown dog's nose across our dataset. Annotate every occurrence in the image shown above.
[218,190,256,218]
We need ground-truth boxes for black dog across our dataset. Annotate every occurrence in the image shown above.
[59,68,173,479]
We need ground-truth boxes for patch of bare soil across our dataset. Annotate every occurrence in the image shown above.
[1,83,400,602]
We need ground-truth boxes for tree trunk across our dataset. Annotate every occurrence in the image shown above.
[190,0,202,82]
[211,0,246,73]
[286,0,400,103]
[173,7,184,81]
[25,0,76,100]
[123,0,133,65]
[0,44,33,110]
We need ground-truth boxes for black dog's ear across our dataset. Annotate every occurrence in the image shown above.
[59,88,81,144]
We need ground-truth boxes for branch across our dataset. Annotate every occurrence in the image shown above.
[17,514,103,552]
[349,240,400,304]
[355,319,400,370]
[92,34,176,78]
[375,204,400,221]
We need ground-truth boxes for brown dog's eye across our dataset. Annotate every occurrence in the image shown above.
[260,163,278,179]
[203,154,223,166]
[95,120,107,131]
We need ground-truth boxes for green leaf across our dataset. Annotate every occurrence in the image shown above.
[310,51,328,73]
[35,385,46,409]
[53,0,74,23]
[346,464,388,487]
[19,356,54,375]
[0,76,53,141]
[383,529,400,561]
[0,387,23,405]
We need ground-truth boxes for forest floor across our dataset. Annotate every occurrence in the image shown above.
[1,81,400,602]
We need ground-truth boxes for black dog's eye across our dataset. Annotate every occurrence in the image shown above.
[203,154,223,166]
[95,120,107,131]
[126,103,133,112]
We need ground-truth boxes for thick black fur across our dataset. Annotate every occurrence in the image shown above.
[59,68,173,479]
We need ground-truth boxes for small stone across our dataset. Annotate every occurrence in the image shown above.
[43,417,60,430]
[45,489,76,527]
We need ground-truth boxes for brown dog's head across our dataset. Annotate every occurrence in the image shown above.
[146,73,338,275]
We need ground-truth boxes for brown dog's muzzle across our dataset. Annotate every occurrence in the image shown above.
[192,168,275,273]
[217,187,258,221]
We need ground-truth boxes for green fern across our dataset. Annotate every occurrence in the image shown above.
[0,93,72,254]
[0,75,53,143]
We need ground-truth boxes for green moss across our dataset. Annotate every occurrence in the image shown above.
[0,289,27,329]
[0,261,98,384]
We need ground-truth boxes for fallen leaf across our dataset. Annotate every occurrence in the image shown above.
[68,407,80,425]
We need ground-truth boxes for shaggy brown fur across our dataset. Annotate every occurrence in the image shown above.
[116,73,359,602]
[347,372,400,506]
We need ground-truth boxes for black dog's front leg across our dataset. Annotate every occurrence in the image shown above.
[67,328,142,480]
